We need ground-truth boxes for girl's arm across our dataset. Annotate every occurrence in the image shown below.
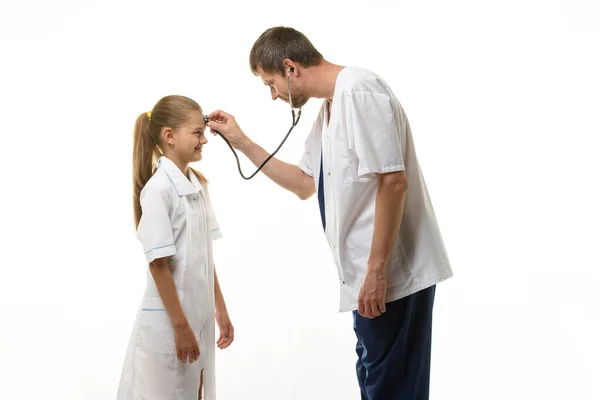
[214,267,227,313]
[150,257,187,328]
[214,267,234,349]
[150,257,199,363]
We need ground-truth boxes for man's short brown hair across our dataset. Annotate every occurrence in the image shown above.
[250,26,323,76]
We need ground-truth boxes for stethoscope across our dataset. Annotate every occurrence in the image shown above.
[203,68,302,180]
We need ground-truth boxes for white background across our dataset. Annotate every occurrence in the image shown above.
[1,0,599,399]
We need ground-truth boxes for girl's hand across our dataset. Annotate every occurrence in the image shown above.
[216,311,234,349]
[174,322,200,363]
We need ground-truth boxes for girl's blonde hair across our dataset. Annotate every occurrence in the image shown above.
[132,95,207,228]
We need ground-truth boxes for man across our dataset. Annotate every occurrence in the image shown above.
[207,26,453,399]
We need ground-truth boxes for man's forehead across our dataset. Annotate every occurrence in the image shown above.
[257,67,275,83]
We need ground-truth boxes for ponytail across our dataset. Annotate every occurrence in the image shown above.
[133,112,161,228]
[190,167,208,185]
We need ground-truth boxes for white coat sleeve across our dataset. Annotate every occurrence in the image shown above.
[205,187,223,241]
[137,184,177,263]
[297,134,314,178]
[344,91,406,177]
[298,106,328,178]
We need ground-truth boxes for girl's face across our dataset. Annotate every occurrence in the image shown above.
[168,110,208,164]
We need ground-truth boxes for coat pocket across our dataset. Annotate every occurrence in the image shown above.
[138,296,177,354]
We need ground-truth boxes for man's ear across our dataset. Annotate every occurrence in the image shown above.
[283,59,297,76]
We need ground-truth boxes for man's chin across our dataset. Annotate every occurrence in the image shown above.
[280,96,308,109]
[293,97,309,108]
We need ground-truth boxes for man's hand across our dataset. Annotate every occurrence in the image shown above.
[206,110,250,150]
[357,265,387,318]
[216,310,235,350]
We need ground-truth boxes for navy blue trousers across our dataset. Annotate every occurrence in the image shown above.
[352,285,436,400]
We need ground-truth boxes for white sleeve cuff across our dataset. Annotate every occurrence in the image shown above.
[211,228,223,240]
[144,244,176,263]
[357,164,405,178]
[298,160,313,177]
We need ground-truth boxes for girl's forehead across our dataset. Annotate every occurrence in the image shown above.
[178,110,206,130]
[183,110,204,124]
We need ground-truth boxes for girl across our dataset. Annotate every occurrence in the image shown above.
[117,95,234,400]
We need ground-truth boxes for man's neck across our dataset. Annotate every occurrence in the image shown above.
[306,61,345,101]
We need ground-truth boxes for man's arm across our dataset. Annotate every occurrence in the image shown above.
[358,170,408,318]
[206,110,315,200]
[368,171,408,271]
[237,138,315,200]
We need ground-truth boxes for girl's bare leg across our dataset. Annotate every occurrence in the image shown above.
[198,369,204,400]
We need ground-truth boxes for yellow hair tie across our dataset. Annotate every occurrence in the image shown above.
[147,111,152,120]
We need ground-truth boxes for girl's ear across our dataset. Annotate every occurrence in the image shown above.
[161,127,175,148]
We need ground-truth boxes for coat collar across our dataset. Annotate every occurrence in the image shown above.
[156,156,203,196]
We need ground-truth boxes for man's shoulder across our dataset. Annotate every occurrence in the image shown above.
[337,67,390,95]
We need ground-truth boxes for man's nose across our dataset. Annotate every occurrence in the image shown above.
[270,86,278,101]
